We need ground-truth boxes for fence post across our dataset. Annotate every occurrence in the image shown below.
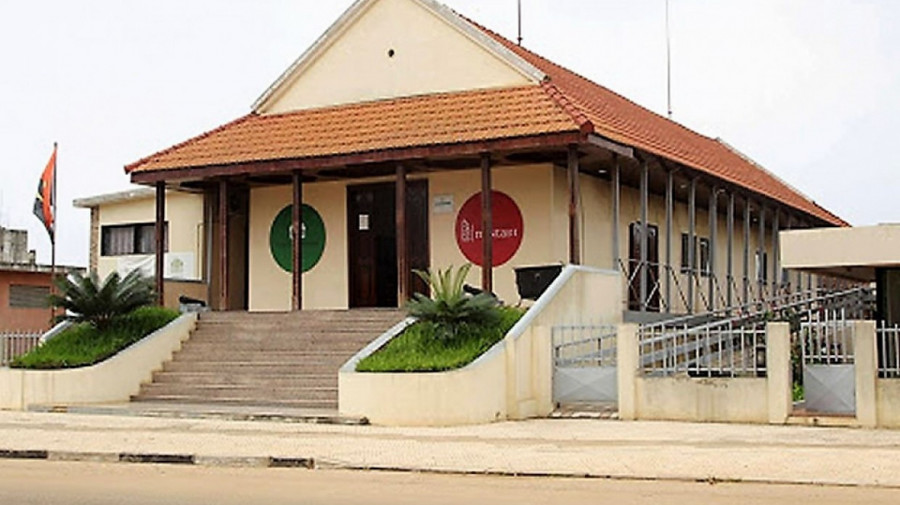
[766,322,791,424]
[855,320,878,428]
[617,323,639,420]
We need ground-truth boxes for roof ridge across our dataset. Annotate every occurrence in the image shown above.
[539,81,594,135]
[124,114,257,174]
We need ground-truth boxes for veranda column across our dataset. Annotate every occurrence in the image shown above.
[687,178,697,313]
[708,187,718,311]
[481,153,493,293]
[291,172,303,311]
[568,145,582,265]
[726,192,735,309]
[396,164,408,305]
[639,159,649,312]
[665,168,674,312]
[611,155,621,271]
[218,179,229,311]
[758,206,766,302]
[743,199,751,306]
[772,209,780,296]
[154,181,165,307]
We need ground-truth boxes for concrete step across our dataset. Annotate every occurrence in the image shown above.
[130,394,337,410]
[161,361,348,374]
[138,383,337,399]
[150,372,336,387]
[171,349,357,361]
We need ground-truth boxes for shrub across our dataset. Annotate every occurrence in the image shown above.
[405,264,499,342]
[49,269,156,330]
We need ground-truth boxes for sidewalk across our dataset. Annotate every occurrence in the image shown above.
[1,408,899,487]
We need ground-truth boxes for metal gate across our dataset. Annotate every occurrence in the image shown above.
[800,314,856,415]
[552,324,618,405]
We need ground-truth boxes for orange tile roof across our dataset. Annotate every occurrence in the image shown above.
[470,21,845,226]
[125,85,581,174]
[127,11,844,226]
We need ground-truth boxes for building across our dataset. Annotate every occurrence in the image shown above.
[73,188,206,311]
[122,0,844,318]
[0,226,82,332]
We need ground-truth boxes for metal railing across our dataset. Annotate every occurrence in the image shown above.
[0,331,42,367]
[800,310,855,365]
[637,286,874,377]
[552,324,617,368]
[878,322,900,379]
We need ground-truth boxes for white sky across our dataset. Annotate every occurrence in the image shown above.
[1,0,898,267]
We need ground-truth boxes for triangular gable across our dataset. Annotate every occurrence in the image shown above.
[253,0,545,114]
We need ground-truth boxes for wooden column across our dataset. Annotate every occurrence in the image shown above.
[481,153,493,293]
[726,192,735,309]
[568,145,582,265]
[611,155,621,271]
[665,168,673,312]
[743,199,751,306]
[708,187,718,311]
[687,178,697,313]
[758,206,766,301]
[154,182,165,307]
[772,209,780,295]
[639,160,649,312]
[218,180,229,311]
[396,164,408,305]
[291,172,303,311]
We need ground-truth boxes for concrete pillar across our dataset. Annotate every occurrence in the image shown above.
[617,323,639,421]
[766,322,792,424]
[533,325,554,416]
[855,320,878,428]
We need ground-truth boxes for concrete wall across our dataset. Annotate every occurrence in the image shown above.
[339,266,622,426]
[0,314,196,410]
[618,323,792,425]
[782,224,900,271]
[261,0,532,114]
[0,270,53,332]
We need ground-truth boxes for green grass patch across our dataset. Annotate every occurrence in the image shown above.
[356,306,523,373]
[11,306,179,370]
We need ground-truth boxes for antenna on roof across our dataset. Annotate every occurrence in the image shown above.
[517,0,523,46]
[666,0,673,119]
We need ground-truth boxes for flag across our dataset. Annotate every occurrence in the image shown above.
[33,145,56,241]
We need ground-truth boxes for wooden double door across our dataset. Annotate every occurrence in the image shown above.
[347,181,429,308]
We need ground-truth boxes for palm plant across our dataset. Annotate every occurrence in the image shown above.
[49,269,156,330]
[406,264,500,342]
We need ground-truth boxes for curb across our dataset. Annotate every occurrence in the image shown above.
[1,448,899,489]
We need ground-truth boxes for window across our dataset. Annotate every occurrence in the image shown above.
[101,223,168,256]
[9,285,49,308]
[680,234,711,276]
[756,250,768,283]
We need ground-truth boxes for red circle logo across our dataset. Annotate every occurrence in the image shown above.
[455,191,524,267]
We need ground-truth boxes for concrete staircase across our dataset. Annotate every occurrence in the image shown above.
[132,309,405,410]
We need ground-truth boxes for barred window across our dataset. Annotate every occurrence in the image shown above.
[101,223,168,256]
[9,285,49,308]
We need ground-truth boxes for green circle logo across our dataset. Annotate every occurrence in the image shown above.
[270,204,326,273]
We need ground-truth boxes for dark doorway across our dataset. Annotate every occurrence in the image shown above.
[628,222,660,312]
[348,181,429,308]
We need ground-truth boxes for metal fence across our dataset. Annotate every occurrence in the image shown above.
[639,318,767,377]
[552,324,618,368]
[799,310,855,366]
[878,322,900,379]
[0,331,42,367]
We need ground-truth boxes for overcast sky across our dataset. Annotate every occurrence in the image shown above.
[1,0,898,267]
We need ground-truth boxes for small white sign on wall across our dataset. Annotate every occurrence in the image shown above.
[433,194,454,214]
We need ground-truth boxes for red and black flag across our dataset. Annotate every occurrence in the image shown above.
[33,145,56,241]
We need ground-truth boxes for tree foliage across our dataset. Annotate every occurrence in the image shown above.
[49,269,156,330]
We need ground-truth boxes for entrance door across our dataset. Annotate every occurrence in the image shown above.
[348,181,428,308]
[628,222,660,312]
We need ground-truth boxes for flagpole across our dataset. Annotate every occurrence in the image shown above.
[51,142,57,322]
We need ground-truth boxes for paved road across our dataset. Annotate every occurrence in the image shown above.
[1,460,898,505]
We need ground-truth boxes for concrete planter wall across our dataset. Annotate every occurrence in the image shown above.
[0,313,197,410]
[339,266,622,426]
